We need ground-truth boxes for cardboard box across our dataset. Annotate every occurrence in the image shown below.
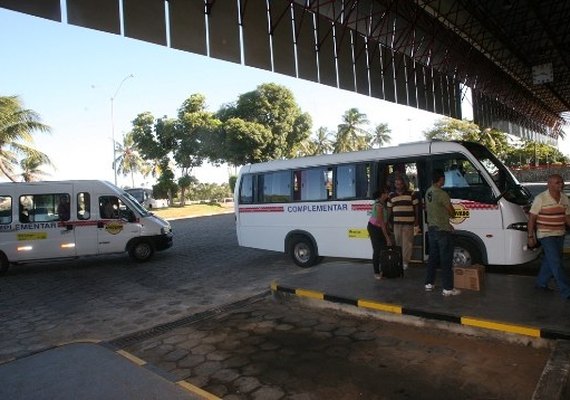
[453,264,485,291]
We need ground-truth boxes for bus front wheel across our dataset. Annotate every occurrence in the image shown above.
[289,237,319,268]
[453,239,481,267]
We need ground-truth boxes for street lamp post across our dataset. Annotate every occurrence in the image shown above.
[111,74,134,186]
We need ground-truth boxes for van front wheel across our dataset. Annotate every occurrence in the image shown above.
[129,241,154,262]
[0,253,9,275]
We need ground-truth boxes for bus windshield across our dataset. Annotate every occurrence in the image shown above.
[461,141,530,205]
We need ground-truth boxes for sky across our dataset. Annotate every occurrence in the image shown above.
[1,7,568,188]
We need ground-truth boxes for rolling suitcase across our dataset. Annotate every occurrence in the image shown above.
[380,246,404,278]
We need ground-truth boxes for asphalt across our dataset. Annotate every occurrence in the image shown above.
[1,259,569,399]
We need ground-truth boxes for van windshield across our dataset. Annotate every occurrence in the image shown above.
[461,141,531,206]
[122,191,150,216]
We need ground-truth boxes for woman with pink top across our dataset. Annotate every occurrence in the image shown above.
[367,188,393,279]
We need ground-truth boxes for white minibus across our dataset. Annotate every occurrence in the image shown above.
[234,141,537,268]
[0,180,173,274]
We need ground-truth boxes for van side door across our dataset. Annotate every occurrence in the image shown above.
[73,191,99,256]
[12,184,76,261]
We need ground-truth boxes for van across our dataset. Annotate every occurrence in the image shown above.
[125,188,169,209]
[0,180,173,274]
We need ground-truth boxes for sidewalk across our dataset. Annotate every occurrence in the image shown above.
[0,342,205,400]
[271,261,570,399]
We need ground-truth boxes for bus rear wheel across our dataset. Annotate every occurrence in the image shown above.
[453,239,481,267]
[289,236,319,268]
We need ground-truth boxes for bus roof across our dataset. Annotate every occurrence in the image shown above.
[240,140,472,174]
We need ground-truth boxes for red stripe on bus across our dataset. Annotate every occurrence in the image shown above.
[239,207,284,213]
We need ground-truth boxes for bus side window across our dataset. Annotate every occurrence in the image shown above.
[298,167,328,201]
[262,171,291,203]
[77,192,91,220]
[336,164,356,199]
[239,174,253,204]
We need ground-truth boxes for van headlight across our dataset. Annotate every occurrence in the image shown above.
[161,226,171,235]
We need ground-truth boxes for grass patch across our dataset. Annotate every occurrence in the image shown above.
[151,203,233,220]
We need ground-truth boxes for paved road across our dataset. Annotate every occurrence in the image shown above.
[0,214,300,363]
[0,213,552,399]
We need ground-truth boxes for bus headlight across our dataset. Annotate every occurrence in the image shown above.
[507,222,528,232]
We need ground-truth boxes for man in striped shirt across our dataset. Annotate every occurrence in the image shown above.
[387,175,420,270]
[527,174,570,299]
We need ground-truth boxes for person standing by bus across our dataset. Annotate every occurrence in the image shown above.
[367,188,392,279]
[527,174,570,299]
[424,169,460,296]
[387,175,420,270]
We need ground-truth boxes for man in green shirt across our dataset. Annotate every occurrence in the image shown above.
[424,169,460,296]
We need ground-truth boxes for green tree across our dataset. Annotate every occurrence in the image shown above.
[334,108,370,153]
[370,123,392,148]
[423,117,480,141]
[216,118,273,165]
[311,127,334,155]
[20,152,53,182]
[177,174,198,206]
[130,112,178,203]
[215,83,312,162]
[424,118,512,160]
[174,94,220,177]
[115,132,150,188]
[0,96,52,181]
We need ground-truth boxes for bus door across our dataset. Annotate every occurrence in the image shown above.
[376,159,426,263]
[15,184,76,261]
[430,153,500,264]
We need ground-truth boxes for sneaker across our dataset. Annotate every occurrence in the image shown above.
[374,274,382,280]
[442,288,461,296]
[424,283,435,291]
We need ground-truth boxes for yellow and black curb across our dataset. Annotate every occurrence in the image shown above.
[100,342,222,400]
[270,282,570,341]
[0,340,220,400]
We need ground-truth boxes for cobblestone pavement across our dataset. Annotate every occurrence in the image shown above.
[122,295,549,400]
[0,213,553,399]
[0,214,300,363]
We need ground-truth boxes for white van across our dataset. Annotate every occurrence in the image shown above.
[0,180,173,274]
[125,188,169,209]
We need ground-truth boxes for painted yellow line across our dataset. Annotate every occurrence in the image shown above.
[461,317,541,337]
[116,350,147,366]
[55,339,102,346]
[295,289,324,300]
[177,380,222,400]
[357,299,402,314]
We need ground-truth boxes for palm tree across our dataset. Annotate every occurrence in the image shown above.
[334,108,370,153]
[20,153,53,182]
[115,132,151,187]
[371,123,392,148]
[0,96,51,181]
[311,127,334,155]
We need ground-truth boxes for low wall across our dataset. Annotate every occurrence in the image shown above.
[512,167,570,183]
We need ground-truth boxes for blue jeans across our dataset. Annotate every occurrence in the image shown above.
[537,235,570,299]
[426,227,454,290]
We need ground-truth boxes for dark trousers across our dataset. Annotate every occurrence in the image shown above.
[425,226,454,290]
[368,222,386,274]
